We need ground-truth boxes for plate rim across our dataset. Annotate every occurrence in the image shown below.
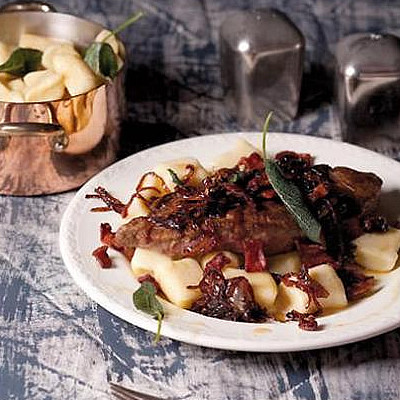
[59,132,400,352]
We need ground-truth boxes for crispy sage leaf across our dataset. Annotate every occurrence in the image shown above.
[132,281,164,342]
[0,48,42,76]
[262,112,322,243]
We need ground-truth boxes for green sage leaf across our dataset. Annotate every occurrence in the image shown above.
[84,11,144,79]
[0,48,42,76]
[265,159,322,243]
[262,112,322,243]
[84,42,118,79]
[133,281,164,343]
[167,168,184,186]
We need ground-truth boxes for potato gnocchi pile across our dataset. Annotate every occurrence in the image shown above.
[0,31,124,102]
[123,139,400,320]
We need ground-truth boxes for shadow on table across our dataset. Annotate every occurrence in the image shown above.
[117,120,183,160]
[298,62,334,116]
[117,63,225,156]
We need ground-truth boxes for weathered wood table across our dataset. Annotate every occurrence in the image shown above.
[1,0,400,399]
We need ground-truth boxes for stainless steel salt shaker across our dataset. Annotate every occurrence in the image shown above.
[336,33,400,155]
[220,9,304,126]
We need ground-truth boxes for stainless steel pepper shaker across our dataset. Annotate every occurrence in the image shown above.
[220,9,304,127]
[336,33,400,155]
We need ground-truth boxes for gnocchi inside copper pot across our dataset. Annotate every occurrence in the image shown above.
[0,2,126,195]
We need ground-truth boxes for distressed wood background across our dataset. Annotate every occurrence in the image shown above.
[1,0,400,399]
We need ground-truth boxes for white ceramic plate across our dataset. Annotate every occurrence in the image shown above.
[59,132,400,352]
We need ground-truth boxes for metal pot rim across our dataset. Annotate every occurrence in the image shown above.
[0,9,105,27]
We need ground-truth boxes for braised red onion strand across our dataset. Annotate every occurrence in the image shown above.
[93,186,127,215]
[90,206,112,212]
[244,239,268,272]
[281,269,329,309]
[296,241,339,270]
[204,252,231,272]
[136,171,170,194]
[286,310,319,331]
[92,245,112,269]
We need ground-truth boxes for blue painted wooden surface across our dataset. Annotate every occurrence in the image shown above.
[1,0,400,399]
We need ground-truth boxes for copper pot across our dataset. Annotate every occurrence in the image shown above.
[0,1,125,195]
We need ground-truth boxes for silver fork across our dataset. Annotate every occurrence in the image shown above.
[110,382,168,400]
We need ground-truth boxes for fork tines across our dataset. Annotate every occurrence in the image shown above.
[110,382,166,400]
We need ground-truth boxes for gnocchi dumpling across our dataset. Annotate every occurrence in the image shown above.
[8,78,25,92]
[123,197,150,222]
[274,264,348,316]
[19,33,71,52]
[42,42,80,70]
[269,251,301,275]
[153,158,208,191]
[123,173,171,223]
[274,282,317,316]
[0,80,23,102]
[8,91,24,102]
[24,70,65,102]
[135,172,170,201]
[154,257,203,308]
[210,138,261,170]
[51,53,102,96]
[308,264,348,309]
[223,268,278,309]
[200,251,241,270]
[0,30,124,101]
[131,248,203,308]
[131,248,168,277]
[353,228,400,271]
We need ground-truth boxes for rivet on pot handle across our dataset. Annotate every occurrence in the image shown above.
[0,122,68,152]
[0,1,57,13]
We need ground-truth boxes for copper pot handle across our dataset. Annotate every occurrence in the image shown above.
[0,1,57,13]
[0,122,68,152]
